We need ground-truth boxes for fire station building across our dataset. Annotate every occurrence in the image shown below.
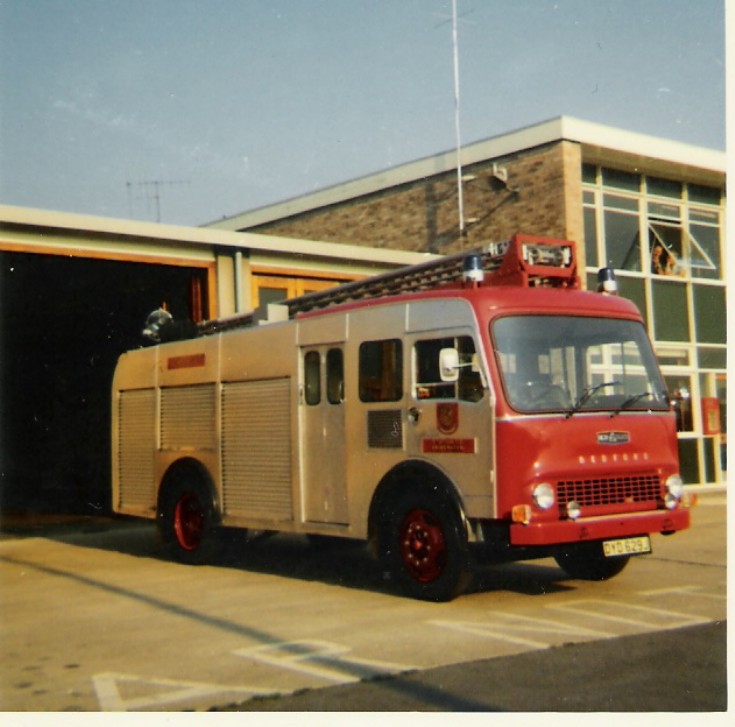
[208,116,727,490]
[0,116,727,514]
[0,207,427,513]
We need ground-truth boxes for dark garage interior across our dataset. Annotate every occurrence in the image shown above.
[0,251,208,515]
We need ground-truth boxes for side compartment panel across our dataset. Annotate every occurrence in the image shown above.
[118,389,156,513]
[160,384,217,450]
[222,379,293,521]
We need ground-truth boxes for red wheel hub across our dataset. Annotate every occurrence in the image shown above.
[173,493,204,551]
[399,509,447,583]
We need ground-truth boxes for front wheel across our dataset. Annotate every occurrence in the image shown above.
[380,489,471,601]
[554,541,630,580]
[159,477,217,564]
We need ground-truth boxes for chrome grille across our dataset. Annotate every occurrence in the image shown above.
[557,474,661,507]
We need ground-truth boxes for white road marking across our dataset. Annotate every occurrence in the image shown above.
[93,672,277,711]
[233,639,415,683]
[91,589,722,710]
[639,585,726,601]
[429,612,608,649]
[547,599,709,630]
[430,594,717,651]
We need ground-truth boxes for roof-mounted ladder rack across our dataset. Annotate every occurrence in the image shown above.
[198,234,578,336]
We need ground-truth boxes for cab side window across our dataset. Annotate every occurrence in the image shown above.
[415,336,483,402]
[304,351,321,405]
[359,339,403,402]
[326,348,344,404]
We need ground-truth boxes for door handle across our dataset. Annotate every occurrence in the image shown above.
[407,407,421,424]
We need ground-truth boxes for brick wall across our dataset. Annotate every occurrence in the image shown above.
[247,140,583,256]
[559,140,585,268]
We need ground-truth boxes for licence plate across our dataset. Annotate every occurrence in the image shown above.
[603,536,651,558]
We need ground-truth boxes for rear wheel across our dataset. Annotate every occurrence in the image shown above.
[159,475,217,564]
[380,489,471,601]
[554,541,630,580]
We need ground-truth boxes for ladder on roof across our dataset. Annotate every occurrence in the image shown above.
[197,234,578,336]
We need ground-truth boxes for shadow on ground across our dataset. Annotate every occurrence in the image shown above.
[0,511,574,600]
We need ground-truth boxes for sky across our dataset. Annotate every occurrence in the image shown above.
[0,0,726,227]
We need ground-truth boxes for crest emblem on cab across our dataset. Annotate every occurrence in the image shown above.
[437,402,459,435]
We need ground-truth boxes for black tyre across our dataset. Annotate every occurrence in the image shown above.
[159,475,218,565]
[554,541,630,581]
[380,489,471,601]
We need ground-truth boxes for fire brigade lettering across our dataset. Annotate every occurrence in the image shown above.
[422,438,476,454]
[167,353,206,370]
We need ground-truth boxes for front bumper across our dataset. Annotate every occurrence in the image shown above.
[509,507,690,546]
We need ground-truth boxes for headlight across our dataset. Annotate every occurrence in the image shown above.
[666,474,684,498]
[532,483,555,510]
[665,474,684,510]
[565,500,581,520]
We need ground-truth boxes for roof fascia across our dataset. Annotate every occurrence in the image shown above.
[0,204,434,267]
[209,116,724,231]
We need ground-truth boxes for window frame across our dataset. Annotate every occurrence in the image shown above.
[413,335,484,403]
[358,339,403,403]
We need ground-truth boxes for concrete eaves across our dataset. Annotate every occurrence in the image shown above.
[0,204,434,270]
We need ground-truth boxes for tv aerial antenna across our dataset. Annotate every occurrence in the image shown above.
[126,179,190,223]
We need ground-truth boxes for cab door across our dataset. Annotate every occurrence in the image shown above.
[404,332,494,514]
[300,345,349,523]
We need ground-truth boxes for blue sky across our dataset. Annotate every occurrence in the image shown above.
[0,0,725,226]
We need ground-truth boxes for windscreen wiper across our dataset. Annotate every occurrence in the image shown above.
[566,380,620,418]
[610,391,653,417]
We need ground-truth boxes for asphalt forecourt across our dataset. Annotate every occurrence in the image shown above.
[0,493,726,711]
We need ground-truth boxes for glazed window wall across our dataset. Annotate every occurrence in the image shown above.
[582,164,726,486]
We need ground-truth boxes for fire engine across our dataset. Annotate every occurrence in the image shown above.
[111,234,690,600]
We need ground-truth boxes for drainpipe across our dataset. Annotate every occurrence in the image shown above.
[234,250,244,313]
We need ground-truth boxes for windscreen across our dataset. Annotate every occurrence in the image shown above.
[491,316,669,415]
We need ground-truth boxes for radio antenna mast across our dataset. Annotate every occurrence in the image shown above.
[451,0,466,242]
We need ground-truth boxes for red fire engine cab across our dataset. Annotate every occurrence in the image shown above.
[112,234,690,600]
